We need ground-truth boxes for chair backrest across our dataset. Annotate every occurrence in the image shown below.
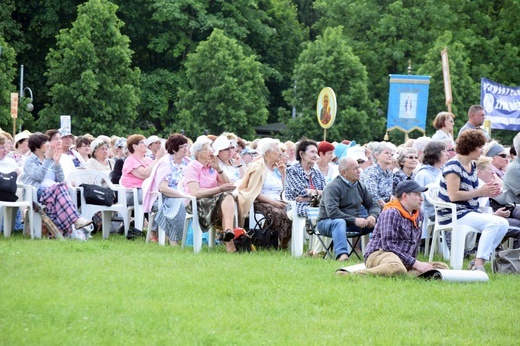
[176,178,189,197]
[67,169,111,188]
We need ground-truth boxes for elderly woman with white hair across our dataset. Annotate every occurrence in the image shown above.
[183,136,238,252]
[483,140,508,179]
[86,138,114,172]
[392,147,419,195]
[360,141,395,208]
[237,138,289,248]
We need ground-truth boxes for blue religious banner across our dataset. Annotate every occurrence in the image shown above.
[481,78,520,131]
[386,75,430,136]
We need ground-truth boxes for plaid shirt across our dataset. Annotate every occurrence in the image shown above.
[364,206,423,268]
[284,163,326,217]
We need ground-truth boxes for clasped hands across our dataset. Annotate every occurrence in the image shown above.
[354,215,376,229]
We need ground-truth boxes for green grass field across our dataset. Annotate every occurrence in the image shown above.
[1,234,519,345]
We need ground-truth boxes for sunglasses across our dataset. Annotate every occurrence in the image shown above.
[405,155,419,160]
[496,153,508,158]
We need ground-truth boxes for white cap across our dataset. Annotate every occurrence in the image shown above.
[15,130,31,144]
[346,145,368,162]
[145,135,162,147]
[212,135,232,153]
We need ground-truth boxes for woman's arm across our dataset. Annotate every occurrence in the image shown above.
[23,156,53,183]
[445,173,499,201]
[159,180,184,198]
[256,193,286,208]
[187,180,234,198]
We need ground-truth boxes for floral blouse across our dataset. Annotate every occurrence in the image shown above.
[360,163,393,203]
[167,156,191,189]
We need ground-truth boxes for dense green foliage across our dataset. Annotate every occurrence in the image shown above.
[1,0,519,142]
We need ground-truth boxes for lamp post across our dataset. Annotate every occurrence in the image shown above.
[15,65,34,137]
[20,65,34,112]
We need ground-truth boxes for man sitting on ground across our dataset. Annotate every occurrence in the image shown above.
[337,180,449,276]
[316,157,380,261]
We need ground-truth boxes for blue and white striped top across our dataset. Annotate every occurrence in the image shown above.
[437,159,480,225]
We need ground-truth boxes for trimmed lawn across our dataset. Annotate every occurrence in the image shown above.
[1,234,519,345]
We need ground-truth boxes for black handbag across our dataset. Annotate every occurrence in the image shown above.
[80,184,115,206]
[489,198,516,214]
[251,212,278,249]
[0,172,18,202]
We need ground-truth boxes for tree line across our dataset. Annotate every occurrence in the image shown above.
[1,0,518,144]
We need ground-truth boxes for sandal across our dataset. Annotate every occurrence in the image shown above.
[334,268,351,276]
[222,229,235,243]
[471,265,486,272]
[467,259,476,270]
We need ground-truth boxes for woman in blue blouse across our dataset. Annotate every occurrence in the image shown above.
[360,142,395,208]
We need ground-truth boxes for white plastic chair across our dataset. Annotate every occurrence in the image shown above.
[66,170,131,239]
[177,178,216,253]
[130,187,145,232]
[423,183,480,270]
[145,191,166,246]
[0,183,34,238]
[282,191,306,257]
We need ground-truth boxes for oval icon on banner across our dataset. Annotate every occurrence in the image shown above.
[316,87,336,129]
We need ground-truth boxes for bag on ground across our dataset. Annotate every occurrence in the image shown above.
[493,248,520,274]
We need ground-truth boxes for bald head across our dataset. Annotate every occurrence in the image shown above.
[338,157,361,183]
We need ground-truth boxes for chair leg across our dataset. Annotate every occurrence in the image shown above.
[193,224,203,253]
[429,230,439,262]
[181,218,190,249]
[450,230,467,270]
[102,211,112,239]
[346,235,363,260]
[3,207,15,237]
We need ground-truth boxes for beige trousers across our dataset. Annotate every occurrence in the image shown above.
[357,249,449,276]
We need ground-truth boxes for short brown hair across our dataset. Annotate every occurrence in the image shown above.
[432,112,454,130]
[165,134,188,154]
[126,134,145,154]
[75,136,92,148]
[456,130,486,156]
[468,105,484,118]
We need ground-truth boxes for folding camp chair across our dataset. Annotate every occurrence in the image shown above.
[306,207,334,259]
[309,208,373,260]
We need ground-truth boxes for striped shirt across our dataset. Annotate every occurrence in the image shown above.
[437,159,480,225]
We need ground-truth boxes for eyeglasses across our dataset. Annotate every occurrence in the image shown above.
[496,153,508,158]
[405,155,419,160]
[138,140,146,145]
[447,148,455,152]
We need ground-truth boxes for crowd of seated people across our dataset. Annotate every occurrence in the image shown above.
[1,106,519,274]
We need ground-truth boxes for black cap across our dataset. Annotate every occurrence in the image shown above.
[395,180,427,197]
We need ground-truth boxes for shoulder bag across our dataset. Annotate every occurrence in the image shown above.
[0,171,18,202]
[493,248,520,274]
[80,184,115,206]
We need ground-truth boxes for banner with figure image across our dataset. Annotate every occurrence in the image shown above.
[481,78,520,131]
[386,75,430,135]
